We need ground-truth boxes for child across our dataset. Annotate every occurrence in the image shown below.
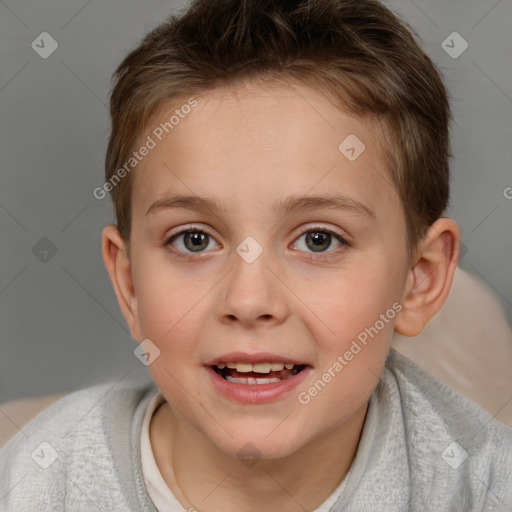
[1,0,511,510]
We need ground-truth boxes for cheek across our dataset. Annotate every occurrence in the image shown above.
[133,263,202,350]
[304,299,394,423]
[299,268,400,405]
[137,278,204,412]
[305,269,398,343]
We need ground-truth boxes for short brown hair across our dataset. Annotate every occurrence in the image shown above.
[105,0,451,260]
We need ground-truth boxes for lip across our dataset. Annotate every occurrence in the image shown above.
[204,364,313,404]
[204,352,309,366]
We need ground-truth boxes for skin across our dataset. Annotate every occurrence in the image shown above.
[102,81,460,511]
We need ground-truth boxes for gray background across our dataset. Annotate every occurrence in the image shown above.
[0,0,511,404]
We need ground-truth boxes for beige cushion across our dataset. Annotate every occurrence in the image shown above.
[0,392,67,449]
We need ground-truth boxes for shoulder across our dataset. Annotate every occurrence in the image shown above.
[382,349,512,508]
[385,348,512,438]
[0,375,157,511]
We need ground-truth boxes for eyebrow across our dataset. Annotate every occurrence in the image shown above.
[146,193,375,219]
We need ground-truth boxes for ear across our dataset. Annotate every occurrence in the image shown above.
[101,225,142,341]
[394,218,460,337]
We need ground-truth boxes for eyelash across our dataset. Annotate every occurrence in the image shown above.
[164,224,350,261]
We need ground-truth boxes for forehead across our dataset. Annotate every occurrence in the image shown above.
[130,82,400,224]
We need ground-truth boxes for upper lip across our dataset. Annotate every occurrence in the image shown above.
[205,352,311,366]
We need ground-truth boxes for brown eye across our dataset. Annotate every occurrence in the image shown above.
[294,229,348,254]
[167,229,217,254]
[305,231,332,252]
[183,231,209,252]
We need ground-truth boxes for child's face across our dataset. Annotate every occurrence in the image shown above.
[126,82,410,459]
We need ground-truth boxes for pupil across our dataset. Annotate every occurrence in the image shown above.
[306,231,330,252]
[185,231,208,252]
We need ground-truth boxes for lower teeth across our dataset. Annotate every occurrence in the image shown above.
[224,375,295,385]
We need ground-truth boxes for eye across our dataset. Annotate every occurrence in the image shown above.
[165,226,218,257]
[164,224,349,260]
[291,227,349,259]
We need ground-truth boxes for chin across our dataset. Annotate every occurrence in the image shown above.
[205,423,307,462]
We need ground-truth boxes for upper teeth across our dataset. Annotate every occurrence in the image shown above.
[216,362,295,373]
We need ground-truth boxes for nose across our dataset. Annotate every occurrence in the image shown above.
[215,249,290,329]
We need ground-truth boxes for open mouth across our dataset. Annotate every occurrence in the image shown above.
[211,362,307,385]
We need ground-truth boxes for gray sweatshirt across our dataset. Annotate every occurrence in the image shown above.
[1,349,511,511]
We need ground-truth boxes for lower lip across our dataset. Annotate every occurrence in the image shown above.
[204,365,312,404]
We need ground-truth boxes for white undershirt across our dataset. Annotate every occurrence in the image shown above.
[141,391,185,511]
[140,390,350,511]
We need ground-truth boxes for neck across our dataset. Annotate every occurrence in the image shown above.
[150,401,368,512]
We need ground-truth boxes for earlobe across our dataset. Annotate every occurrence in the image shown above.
[394,218,460,337]
[101,225,141,340]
